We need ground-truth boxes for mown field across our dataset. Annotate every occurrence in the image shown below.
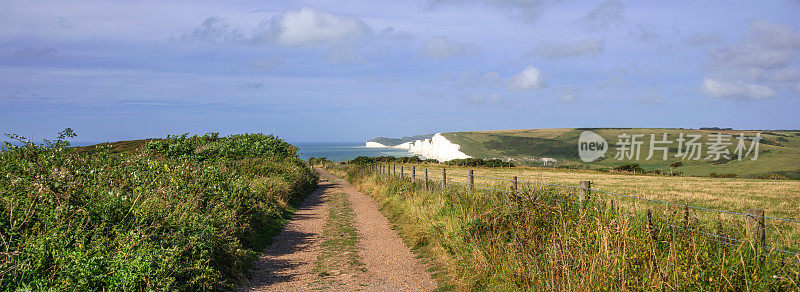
[0,130,317,290]
[441,128,800,179]
[330,164,800,290]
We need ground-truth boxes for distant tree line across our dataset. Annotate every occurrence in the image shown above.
[348,156,438,165]
[444,158,515,167]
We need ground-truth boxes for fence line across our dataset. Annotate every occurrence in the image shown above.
[360,163,800,261]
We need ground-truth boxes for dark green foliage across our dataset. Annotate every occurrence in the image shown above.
[368,134,434,147]
[348,156,424,164]
[0,130,317,290]
[444,158,514,167]
[754,173,789,180]
[700,127,733,130]
[708,172,738,178]
[308,157,330,165]
[146,132,296,160]
[613,163,645,173]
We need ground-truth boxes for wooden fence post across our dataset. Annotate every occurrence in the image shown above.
[412,166,416,180]
[579,181,591,204]
[683,206,690,229]
[646,209,655,240]
[442,168,447,188]
[400,166,404,179]
[424,169,429,190]
[512,176,518,193]
[468,169,474,192]
[746,209,765,248]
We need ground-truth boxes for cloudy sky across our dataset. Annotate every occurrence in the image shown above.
[1,0,799,142]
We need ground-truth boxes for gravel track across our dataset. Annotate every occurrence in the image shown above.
[241,167,436,291]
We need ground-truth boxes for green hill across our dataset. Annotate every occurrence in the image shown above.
[369,134,434,146]
[441,128,800,179]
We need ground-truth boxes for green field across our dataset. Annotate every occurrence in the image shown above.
[441,128,800,179]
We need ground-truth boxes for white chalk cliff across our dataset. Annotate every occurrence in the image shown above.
[365,141,388,148]
[365,133,471,162]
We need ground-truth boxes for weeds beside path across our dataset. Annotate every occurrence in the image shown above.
[242,168,436,291]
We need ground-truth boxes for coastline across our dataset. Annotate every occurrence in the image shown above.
[364,133,471,162]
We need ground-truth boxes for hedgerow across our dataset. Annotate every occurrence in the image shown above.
[0,129,316,290]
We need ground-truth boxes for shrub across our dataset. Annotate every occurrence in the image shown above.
[444,158,514,167]
[755,173,788,180]
[349,156,425,165]
[708,172,738,178]
[1,130,316,290]
[308,157,330,165]
[612,163,644,173]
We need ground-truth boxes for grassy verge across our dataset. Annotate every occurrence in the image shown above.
[1,130,317,290]
[330,164,800,290]
[312,191,365,289]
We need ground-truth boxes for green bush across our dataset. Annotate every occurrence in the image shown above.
[444,158,514,167]
[348,156,424,165]
[755,173,789,180]
[1,130,316,290]
[612,163,645,173]
[708,172,738,178]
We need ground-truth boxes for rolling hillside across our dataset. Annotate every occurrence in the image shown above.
[368,134,434,146]
[441,128,800,179]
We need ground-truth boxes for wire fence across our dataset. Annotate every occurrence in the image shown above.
[363,163,800,262]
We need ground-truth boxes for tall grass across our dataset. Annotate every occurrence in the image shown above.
[331,165,799,290]
[0,130,317,290]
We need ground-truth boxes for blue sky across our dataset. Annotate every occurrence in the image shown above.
[1,0,799,142]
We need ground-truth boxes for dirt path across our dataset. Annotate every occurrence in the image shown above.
[241,168,436,291]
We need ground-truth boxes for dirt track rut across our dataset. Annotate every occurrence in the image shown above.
[241,167,436,291]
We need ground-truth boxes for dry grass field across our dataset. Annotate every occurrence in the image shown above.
[387,163,800,252]
[336,164,800,290]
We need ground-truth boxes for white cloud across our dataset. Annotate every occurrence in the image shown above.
[704,20,800,96]
[535,38,604,59]
[421,36,475,59]
[266,7,370,46]
[581,1,625,31]
[182,17,245,43]
[508,66,544,91]
[710,20,800,70]
[701,77,775,100]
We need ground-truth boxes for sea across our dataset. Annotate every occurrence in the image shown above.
[293,142,411,162]
[2,141,412,162]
